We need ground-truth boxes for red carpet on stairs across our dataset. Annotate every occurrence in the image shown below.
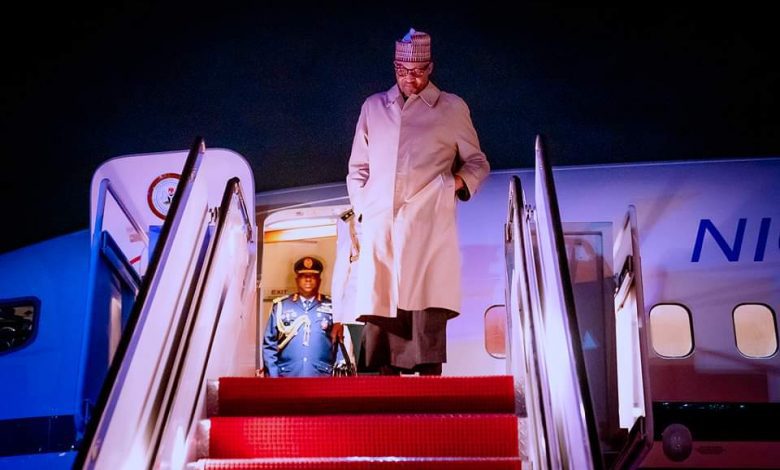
[217,376,516,415]
[209,414,517,458]
[196,458,522,469]
[195,376,521,469]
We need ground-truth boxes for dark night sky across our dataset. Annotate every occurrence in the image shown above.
[1,3,778,254]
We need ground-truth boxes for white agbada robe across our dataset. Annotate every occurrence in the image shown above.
[345,82,489,321]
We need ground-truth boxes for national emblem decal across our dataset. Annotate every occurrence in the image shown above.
[147,173,181,220]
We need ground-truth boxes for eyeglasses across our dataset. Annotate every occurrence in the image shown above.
[394,62,430,78]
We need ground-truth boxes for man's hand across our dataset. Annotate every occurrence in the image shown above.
[454,174,465,192]
[330,322,344,343]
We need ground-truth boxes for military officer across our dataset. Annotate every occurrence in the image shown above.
[262,256,340,377]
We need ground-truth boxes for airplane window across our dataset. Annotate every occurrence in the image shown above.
[649,304,693,358]
[733,304,778,358]
[0,298,39,353]
[484,304,507,358]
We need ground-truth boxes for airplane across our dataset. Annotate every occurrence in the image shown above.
[0,136,778,469]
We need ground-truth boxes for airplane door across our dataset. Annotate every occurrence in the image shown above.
[505,175,553,469]
[610,205,653,468]
[533,136,603,469]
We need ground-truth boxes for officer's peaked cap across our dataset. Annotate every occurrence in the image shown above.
[294,256,323,275]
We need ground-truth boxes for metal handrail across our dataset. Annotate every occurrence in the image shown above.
[535,135,604,469]
[230,177,254,243]
[95,179,150,246]
[150,176,255,463]
[74,172,150,433]
[107,181,150,246]
[74,136,205,469]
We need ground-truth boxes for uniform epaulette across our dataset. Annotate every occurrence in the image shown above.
[272,294,290,304]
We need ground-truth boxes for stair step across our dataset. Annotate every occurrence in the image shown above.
[214,376,515,416]
[191,456,522,469]
[208,414,519,459]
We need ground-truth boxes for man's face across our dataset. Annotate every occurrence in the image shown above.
[394,61,433,98]
[296,273,320,297]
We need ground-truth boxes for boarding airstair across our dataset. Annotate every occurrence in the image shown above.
[74,138,259,469]
[503,136,604,469]
[72,137,524,470]
[72,135,601,470]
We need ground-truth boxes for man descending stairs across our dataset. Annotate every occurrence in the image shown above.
[191,375,522,469]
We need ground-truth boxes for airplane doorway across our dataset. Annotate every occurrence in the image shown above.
[256,204,351,373]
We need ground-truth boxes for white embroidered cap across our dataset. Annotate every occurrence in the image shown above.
[395,28,431,63]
